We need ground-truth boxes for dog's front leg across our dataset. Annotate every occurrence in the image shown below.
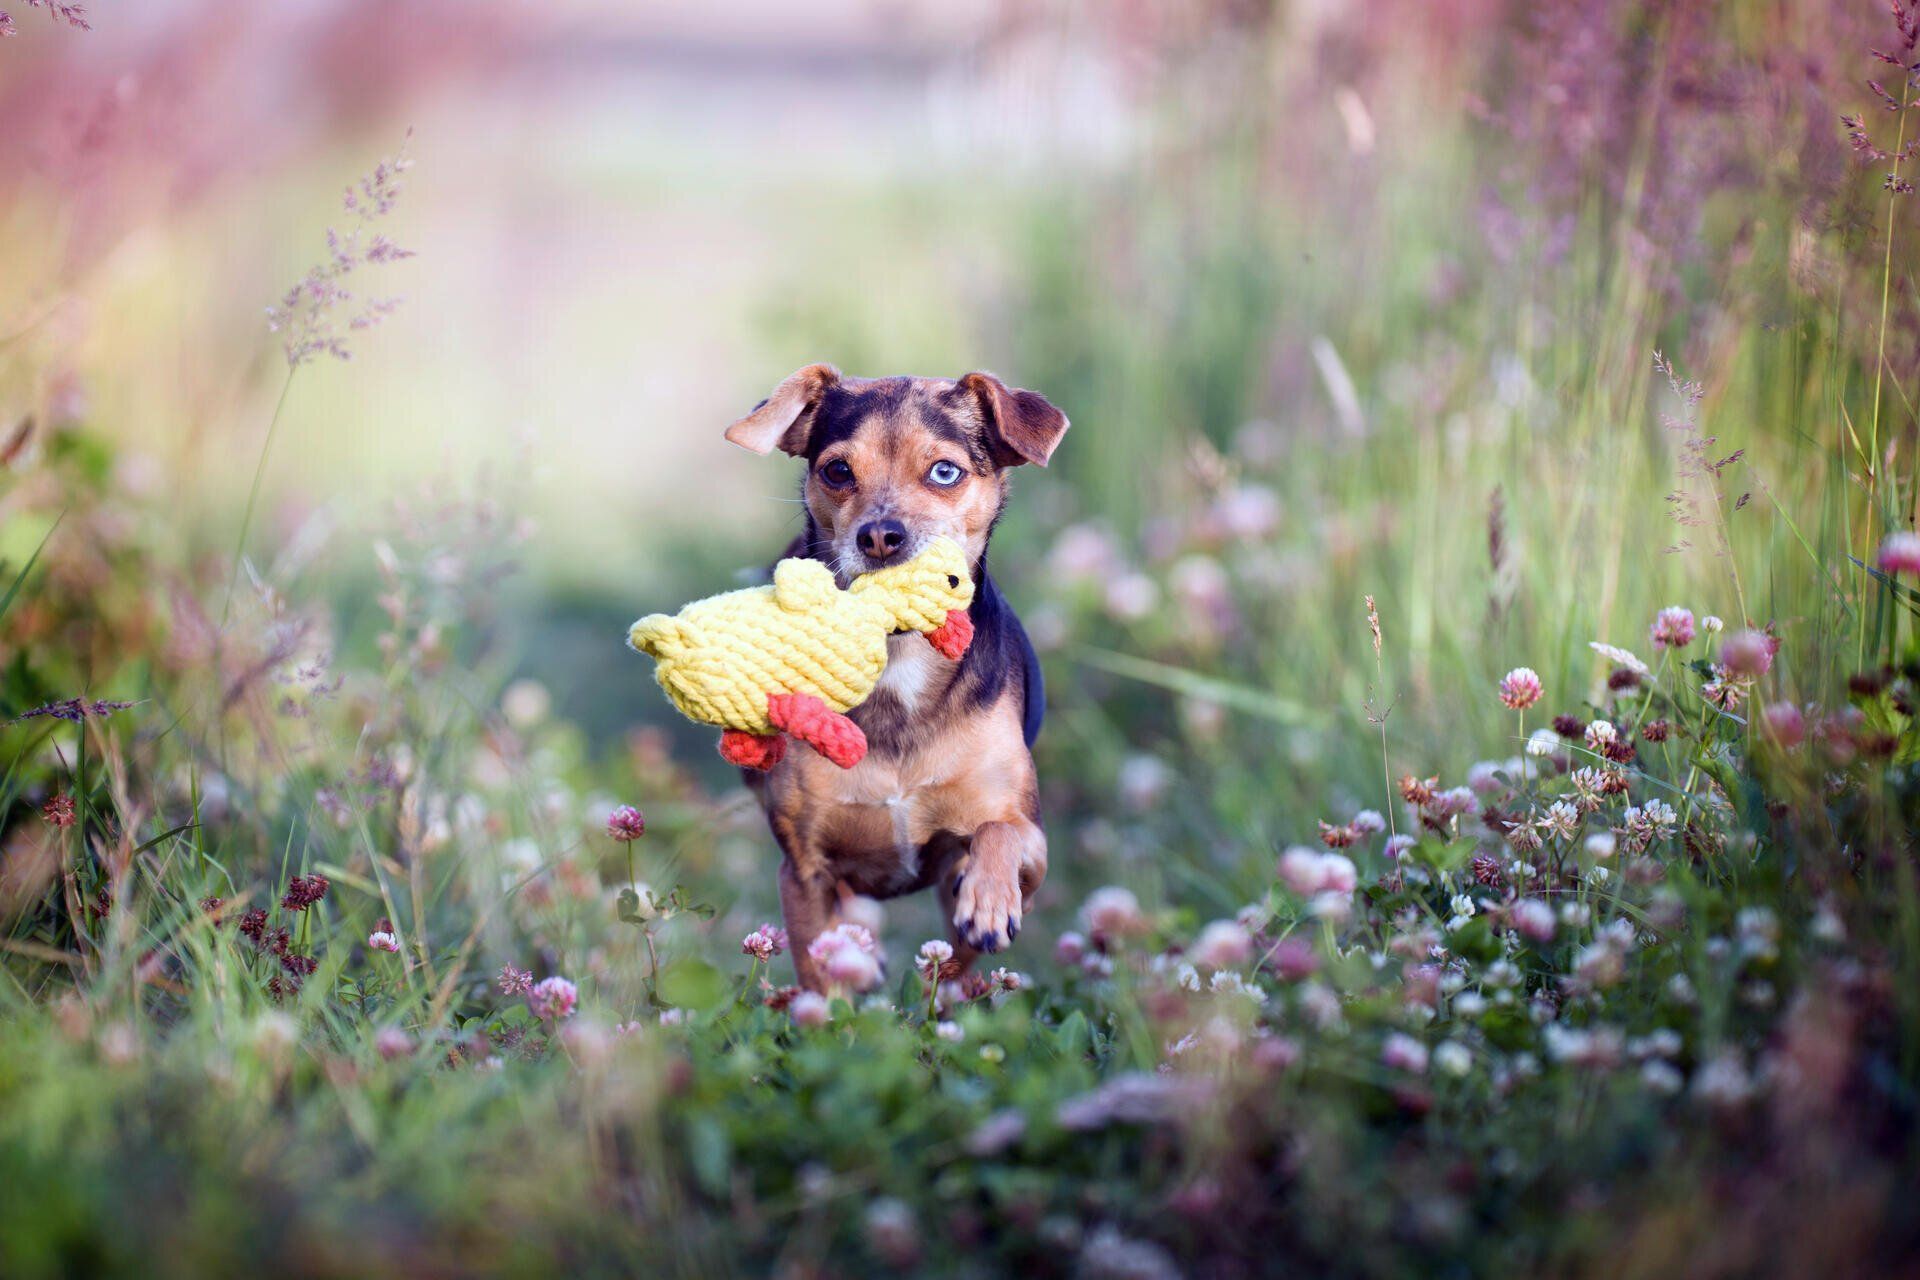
[948,818,1047,955]
[777,856,837,992]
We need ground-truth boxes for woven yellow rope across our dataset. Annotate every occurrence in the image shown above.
[626,537,974,735]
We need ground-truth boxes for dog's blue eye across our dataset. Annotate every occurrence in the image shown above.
[927,460,964,487]
[820,459,854,487]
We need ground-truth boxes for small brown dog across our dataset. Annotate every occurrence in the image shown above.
[723,364,1068,990]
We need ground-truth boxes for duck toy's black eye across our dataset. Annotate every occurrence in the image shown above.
[947,575,960,588]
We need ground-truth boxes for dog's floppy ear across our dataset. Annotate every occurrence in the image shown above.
[958,371,1069,468]
[725,363,841,456]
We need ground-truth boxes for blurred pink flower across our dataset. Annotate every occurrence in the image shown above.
[496,964,532,996]
[808,924,882,993]
[1650,606,1696,649]
[1279,848,1356,897]
[1266,937,1320,981]
[1878,531,1920,575]
[1720,629,1776,679]
[1499,667,1543,710]
[1079,886,1146,938]
[605,804,646,842]
[740,924,787,962]
[789,991,831,1027]
[1190,920,1252,969]
[1510,898,1557,943]
[528,975,578,1020]
[1762,701,1806,748]
[367,929,401,953]
[1382,1032,1429,1074]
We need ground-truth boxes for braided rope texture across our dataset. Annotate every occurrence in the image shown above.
[627,537,974,736]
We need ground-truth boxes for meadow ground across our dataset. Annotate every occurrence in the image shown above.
[3,3,1920,1277]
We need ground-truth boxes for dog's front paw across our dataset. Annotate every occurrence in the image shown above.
[950,861,1022,953]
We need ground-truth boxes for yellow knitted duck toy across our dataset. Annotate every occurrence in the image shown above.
[626,537,975,770]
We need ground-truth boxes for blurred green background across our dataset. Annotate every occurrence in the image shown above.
[0,0,1905,915]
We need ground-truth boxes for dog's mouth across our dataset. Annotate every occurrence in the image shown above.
[832,532,929,585]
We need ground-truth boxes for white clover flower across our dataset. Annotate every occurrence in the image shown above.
[1510,898,1556,942]
[1526,728,1560,757]
[1641,1061,1685,1095]
[1080,885,1147,937]
[1308,890,1353,924]
[1631,1029,1683,1060]
[1584,831,1617,860]
[1544,1023,1625,1068]
[1278,847,1332,896]
[1433,1041,1473,1077]
[1589,641,1651,676]
[1736,907,1779,961]
[1449,894,1477,919]
[1297,981,1345,1030]
[1321,854,1357,893]
[1585,719,1619,750]
[1536,800,1580,842]
[1573,941,1624,988]
[1485,959,1521,988]
[1381,1032,1429,1073]
[915,939,955,980]
[1692,1052,1755,1107]
[1452,991,1487,1018]
[1209,971,1266,1003]
[935,1020,965,1042]
[1191,920,1253,969]
[1702,615,1725,634]
[1351,809,1387,836]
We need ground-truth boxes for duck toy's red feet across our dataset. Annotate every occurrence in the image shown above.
[767,692,868,768]
[718,729,787,771]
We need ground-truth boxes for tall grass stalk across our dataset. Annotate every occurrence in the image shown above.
[220,369,297,627]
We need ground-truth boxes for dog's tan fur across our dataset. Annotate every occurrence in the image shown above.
[725,366,1067,990]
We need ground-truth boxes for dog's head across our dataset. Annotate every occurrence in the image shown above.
[724,365,1068,583]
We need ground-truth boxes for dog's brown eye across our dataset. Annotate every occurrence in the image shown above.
[927,460,964,487]
[820,459,854,488]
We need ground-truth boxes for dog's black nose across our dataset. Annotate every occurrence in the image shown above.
[857,519,908,563]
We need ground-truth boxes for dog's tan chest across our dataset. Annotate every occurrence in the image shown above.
[873,632,941,713]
